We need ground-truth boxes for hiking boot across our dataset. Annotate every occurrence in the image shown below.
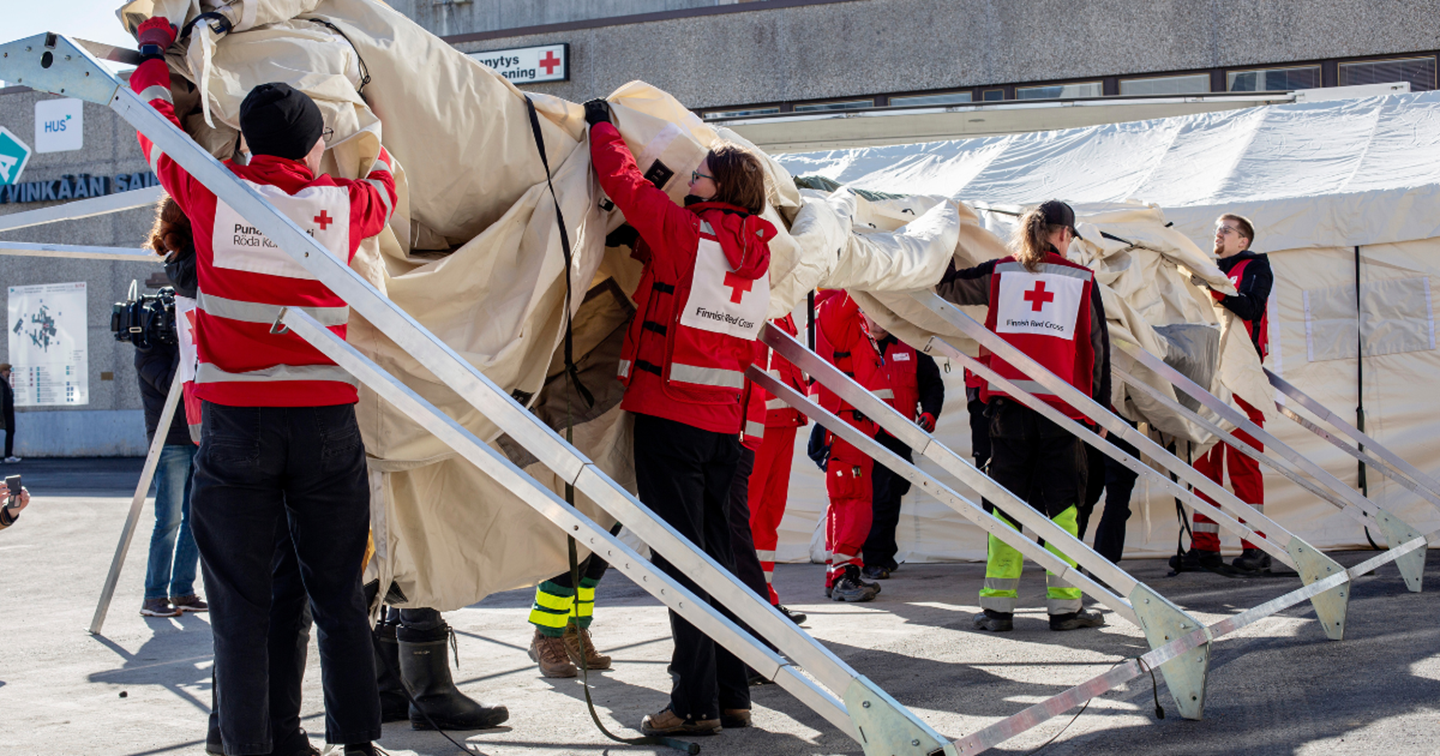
[1180,547,1222,571]
[562,624,611,670]
[830,566,880,602]
[1050,609,1106,631]
[528,628,578,678]
[973,610,1013,632]
[140,598,180,617]
[640,706,721,736]
[777,605,806,625]
[861,564,891,581]
[398,623,509,730]
[1232,548,1272,573]
[170,594,208,613]
[721,708,752,729]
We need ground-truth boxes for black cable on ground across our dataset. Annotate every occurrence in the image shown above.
[1023,656,1164,756]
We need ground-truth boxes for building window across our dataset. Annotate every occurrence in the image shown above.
[703,107,781,120]
[1227,65,1321,91]
[889,91,974,107]
[982,89,1005,101]
[1119,73,1211,96]
[793,99,874,113]
[1015,81,1103,100]
[1339,56,1437,91]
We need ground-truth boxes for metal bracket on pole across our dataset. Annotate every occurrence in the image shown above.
[1371,511,1426,593]
[88,371,184,635]
[1128,585,1211,720]
[0,33,125,103]
[1286,541,1349,640]
[845,676,955,756]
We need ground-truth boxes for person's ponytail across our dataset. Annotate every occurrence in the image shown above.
[1010,208,1055,273]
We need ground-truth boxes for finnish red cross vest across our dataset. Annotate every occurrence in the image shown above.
[980,255,1097,421]
[1224,257,1270,359]
[617,204,774,414]
[877,338,921,420]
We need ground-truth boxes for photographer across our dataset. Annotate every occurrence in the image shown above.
[136,198,205,619]
[0,484,29,531]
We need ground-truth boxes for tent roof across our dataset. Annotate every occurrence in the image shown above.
[776,91,1440,254]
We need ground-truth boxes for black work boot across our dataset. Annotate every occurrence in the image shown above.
[397,623,509,730]
[1178,547,1222,571]
[372,617,409,723]
[1049,608,1106,631]
[973,609,1014,632]
[1232,548,1272,573]
[830,565,880,602]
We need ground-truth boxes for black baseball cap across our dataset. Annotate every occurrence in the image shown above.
[1038,200,1079,236]
[239,83,324,160]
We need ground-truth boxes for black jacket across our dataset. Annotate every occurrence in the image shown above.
[135,340,190,446]
[1215,251,1273,358]
[1,378,13,427]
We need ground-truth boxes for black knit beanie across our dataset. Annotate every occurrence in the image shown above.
[238,83,324,160]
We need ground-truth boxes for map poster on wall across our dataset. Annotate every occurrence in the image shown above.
[7,282,88,406]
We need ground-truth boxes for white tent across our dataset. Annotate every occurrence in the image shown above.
[770,93,1440,564]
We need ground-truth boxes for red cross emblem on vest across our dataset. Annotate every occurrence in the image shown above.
[1023,280,1055,312]
[723,271,753,303]
[313,210,334,231]
[539,50,561,75]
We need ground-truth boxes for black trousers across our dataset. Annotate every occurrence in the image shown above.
[863,432,913,570]
[727,446,770,600]
[632,413,750,721]
[192,402,380,753]
[3,409,13,457]
[208,522,312,754]
[986,400,1087,522]
[1078,428,1140,563]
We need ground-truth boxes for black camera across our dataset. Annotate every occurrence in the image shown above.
[111,285,178,348]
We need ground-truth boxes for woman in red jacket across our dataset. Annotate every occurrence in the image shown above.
[584,100,775,736]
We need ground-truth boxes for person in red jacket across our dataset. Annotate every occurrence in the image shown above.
[131,19,403,756]
[935,200,1109,633]
[1181,213,1275,574]
[812,291,887,602]
[746,315,810,620]
[584,100,774,736]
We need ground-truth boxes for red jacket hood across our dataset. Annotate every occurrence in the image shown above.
[690,201,775,280]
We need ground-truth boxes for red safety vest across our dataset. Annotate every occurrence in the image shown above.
[980,256,1097,421]
[1225,257,1270,359]
[616,204,775,432]
[814,291,885,435]
[876,337,921,420]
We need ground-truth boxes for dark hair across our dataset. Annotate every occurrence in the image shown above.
[147,195,192,259]
[1218,213,1255,245]
[706,142,768,215]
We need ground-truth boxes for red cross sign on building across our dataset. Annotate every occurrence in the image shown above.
[539,50,561,75]
[313,210,334,231]
[1023,280,1055,311]
[723,270,754,303]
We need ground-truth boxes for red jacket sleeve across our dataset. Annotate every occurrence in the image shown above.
[345,145,398,248]
[130,57,201,215]
[588,122,698,278]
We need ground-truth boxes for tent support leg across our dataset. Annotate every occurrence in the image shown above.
[1371,511,1426,593]
[1287,541,1349,640]
[845,676,955,756]
[1128,585,1210,720]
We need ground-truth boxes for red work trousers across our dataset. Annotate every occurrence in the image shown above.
[747,424,798,605]
[824,434,874,589]
[1191,396,1266,551]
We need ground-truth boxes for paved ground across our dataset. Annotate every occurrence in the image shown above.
[2,458,1439,756]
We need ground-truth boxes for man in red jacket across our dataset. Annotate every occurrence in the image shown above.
[132,19,399,756]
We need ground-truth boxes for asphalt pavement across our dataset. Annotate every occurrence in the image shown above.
[1,457,1437,756]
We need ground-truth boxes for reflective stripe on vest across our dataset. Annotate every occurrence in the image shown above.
[765,398,788,410]
[671,363,746,390]
[196,362,358,387]
[986,378,1057,398]
[746,420,765,439]
[873,388,895,400]
[617,359,632,379]
[197,292,350,328]
[995,261,1092,280]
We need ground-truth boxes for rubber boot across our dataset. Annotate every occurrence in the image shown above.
[372,618,409,723]
[396,623,509,730]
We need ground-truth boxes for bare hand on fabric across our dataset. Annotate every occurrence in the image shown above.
[583,99,613,127]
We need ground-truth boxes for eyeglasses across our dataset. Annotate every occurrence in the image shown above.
[1216,225,1239,236]
[321,127,334,143]
[691,169,714,183]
